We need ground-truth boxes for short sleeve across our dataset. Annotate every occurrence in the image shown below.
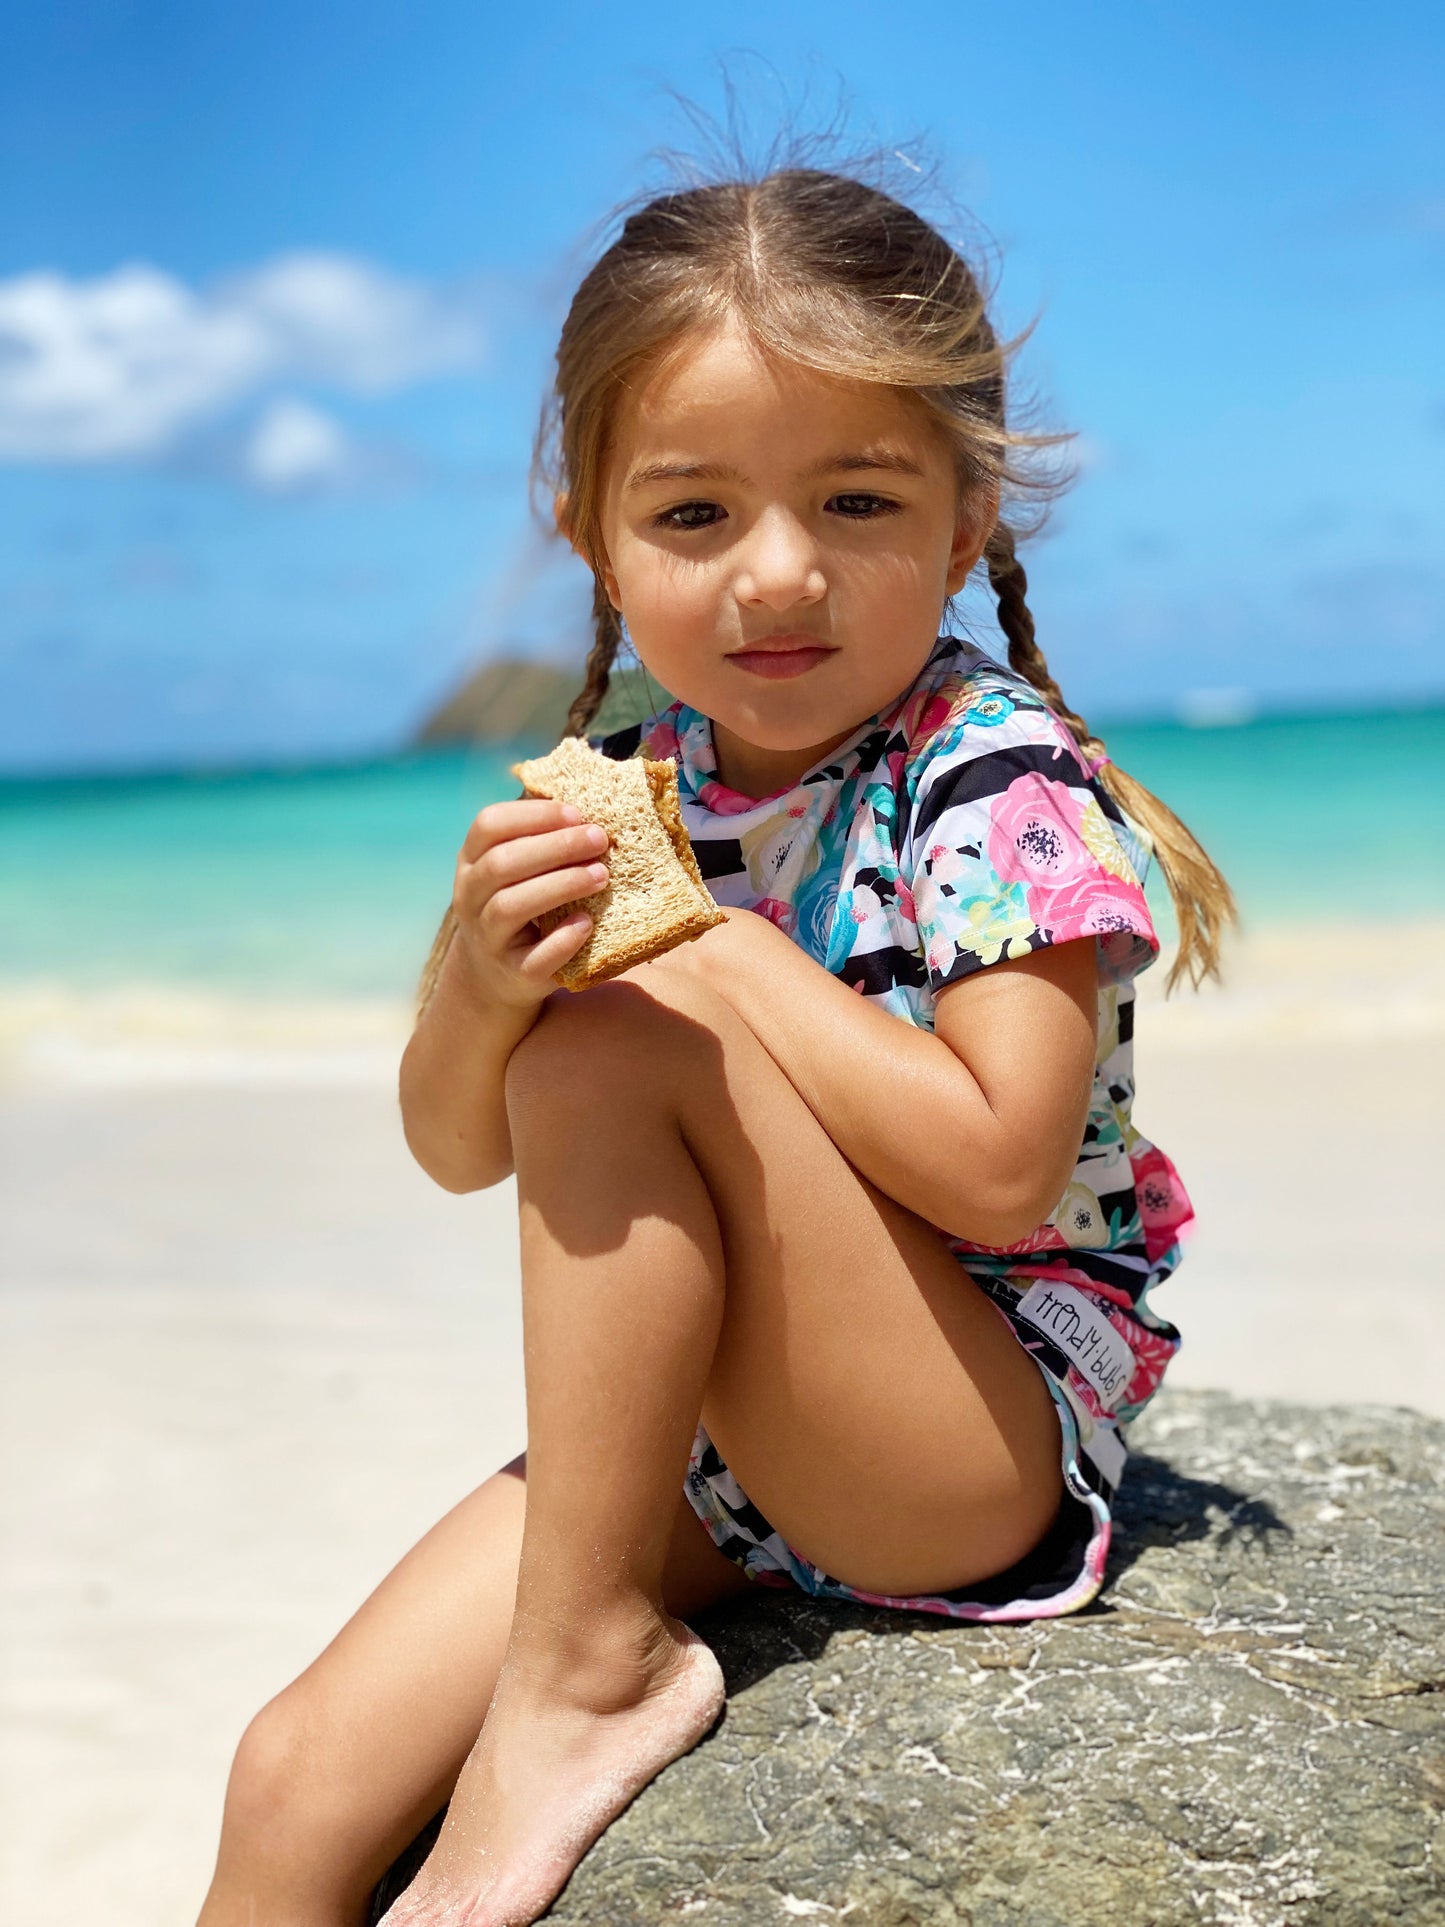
[905,693,1158,992]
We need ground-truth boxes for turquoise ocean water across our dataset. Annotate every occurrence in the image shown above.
[2,706,1441,999]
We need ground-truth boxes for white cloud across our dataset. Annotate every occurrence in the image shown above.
[241,396,355,492]
[0,250,487,464]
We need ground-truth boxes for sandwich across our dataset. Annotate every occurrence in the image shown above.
[512,737,725,990]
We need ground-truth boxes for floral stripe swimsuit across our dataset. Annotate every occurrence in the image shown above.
[596,633,1192,1622]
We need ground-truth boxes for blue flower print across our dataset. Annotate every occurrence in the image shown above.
[824,886,857,973]
[960,691,1015,728]
[793,866,842,967]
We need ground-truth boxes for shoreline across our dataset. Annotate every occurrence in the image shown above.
[3,918,1443,1091]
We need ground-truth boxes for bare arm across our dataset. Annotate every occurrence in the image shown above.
[398,798,614,1194]
[652,907,1098,1246]
[398,935,538,1193]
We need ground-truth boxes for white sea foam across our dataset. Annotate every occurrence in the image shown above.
[2,920,1441,1090]
[0,984,413,1090]
[1134,919,1445,1048]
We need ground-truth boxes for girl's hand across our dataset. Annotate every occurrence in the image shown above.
[451,798,611,1009]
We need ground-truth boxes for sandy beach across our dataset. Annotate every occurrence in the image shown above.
[3,923,1443,1926]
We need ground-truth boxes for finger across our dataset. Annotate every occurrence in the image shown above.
[463,822,611,897]
[460,798,586,862]
[516,912,594,983]
[478,863,610,945]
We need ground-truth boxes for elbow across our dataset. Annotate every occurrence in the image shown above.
[943,1144,1076,1249]
[408,1133,508,1196]
[410,1146,507,1196]
[425,1162,494,1197]
[398,1105,507,1196]
[949,1194,1046,1250]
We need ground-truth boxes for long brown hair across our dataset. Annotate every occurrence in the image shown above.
[417,167,1233,1012]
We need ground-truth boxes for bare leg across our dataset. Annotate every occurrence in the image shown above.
[196,1459,751,1927]
[201,965,1062,1926]
[385,973,1062,1925]
[382,988,745,1925]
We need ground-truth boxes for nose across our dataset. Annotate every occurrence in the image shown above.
[732,508,827,612]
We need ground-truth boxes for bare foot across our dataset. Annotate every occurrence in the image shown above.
[379,1613,725,1927]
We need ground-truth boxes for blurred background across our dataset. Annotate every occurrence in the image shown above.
[2,1,1442,1000]
[1,6,1441,1923]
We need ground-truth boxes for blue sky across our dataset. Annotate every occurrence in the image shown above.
[2,0,1442,773]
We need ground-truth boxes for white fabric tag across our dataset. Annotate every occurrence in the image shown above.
[1014,1280,1136,1413]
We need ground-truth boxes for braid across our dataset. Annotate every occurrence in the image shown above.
[985,524,1100,760]
[984,523,1236,992]
[564,580,625,738]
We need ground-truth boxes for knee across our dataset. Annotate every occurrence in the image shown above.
[213,1684,338,1888]
[505,975,727,1113]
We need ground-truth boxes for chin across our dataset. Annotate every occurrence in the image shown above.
[719,706,859,753]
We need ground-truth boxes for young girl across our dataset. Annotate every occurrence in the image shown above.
[198,164,1231,1927]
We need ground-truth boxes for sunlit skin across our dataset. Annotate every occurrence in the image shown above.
[197,317,1098,1927]
[590,316,996,798]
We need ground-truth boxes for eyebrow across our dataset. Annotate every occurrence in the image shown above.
[623,449,928,492]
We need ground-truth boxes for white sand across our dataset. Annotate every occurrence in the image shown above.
[2,924,1442,1925]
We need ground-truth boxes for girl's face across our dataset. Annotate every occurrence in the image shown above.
[594,317,992,798]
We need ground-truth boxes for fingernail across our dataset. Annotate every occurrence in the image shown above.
[560,804,581,824]
[584,824,608,849]
[587,864,609,885]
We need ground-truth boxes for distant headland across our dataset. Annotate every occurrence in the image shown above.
[413,657,676,748]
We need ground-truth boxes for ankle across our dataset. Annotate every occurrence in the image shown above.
[500,1597,689,1712]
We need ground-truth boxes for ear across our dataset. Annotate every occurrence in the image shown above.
[556,491,624,612]
[945,485,1000,597]
[597,553,623,613]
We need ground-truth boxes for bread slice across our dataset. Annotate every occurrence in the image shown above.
[512,736,724,989]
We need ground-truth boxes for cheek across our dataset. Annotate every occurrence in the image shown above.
[837,543,933,612]
[615,547,718,642]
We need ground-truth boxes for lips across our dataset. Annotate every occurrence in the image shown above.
[729,637,836,681]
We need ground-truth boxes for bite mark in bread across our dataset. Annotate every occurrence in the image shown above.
[511,737,725,990]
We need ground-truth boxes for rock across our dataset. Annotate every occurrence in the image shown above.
[413,658,674,749]
[372,1388,1445,1925]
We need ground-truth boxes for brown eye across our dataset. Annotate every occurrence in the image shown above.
[657,501,724,530]
[828,492,900,518]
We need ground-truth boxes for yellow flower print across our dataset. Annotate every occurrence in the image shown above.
[954,888,1036,967]
[1051,1181,1106,1247]
[739,812,822,899]
[1078,796,1139,883]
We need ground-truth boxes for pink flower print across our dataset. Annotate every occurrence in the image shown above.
[697,778,763,817]
[987,774,1094,891]
[788,805,807,819]
[925,845,972,889]
[894,877,917,924]
[952,1224,1070,1257]
[1121,1318,1179,1406]
[925,932,956,977]
[639,717,681,761]
[1130,1144,1195,1261]
[894,685,942,745]
[752,897,796,935]
[914,691,952,743]
[1024,873,1151,946]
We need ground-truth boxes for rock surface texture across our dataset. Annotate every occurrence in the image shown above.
[543,1388,1443,1926]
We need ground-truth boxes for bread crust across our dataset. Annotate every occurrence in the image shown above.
[511,738,724,990]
